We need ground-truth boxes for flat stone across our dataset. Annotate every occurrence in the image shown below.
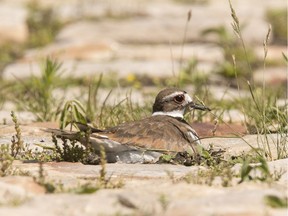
[0,175,286,216]
[13,162,201,183]
[22,42,223,66]
[253,67,287,85]
[0,3,28,44]
[164,184,287,216]
[232,158,288,185]
[53,0,286,45]
[0,176,45,206]
[2,59,177,80]
[3,44,221,80]
[255,45,287,63]
[23,39,119,61]
[0,128,287,216]
[0,176,45,194]
[201,134,288,160]
[0,110,36,124]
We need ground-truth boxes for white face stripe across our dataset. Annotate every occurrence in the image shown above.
[163,92,193,103]
[152,110,185,118]
[162,91,186,101]
[184,94,193,103]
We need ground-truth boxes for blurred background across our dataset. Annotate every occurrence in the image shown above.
[0,0,287,127]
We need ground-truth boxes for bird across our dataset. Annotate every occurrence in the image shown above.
[49,87,210,163]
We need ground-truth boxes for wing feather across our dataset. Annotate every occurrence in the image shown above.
[101,115,199,152]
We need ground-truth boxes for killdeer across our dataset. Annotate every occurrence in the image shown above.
[50,87,210,163]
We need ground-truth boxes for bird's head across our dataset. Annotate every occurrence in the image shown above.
[152,88,210,118]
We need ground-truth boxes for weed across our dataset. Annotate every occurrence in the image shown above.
[99,145,107,186]
[238,154,283,184]
[26,1,63,48]
[227,1,288,160]
[10,111,24,158]
[33,162,56,193]
[86,74,103,123]
[162,146,236,187]
[202,25,258,81]
[96,145,124,189]
[165,170,178,184]
[0,145,14,177]
[58,74,150,129]
[158,145,225,166]
[16,57,63,121]
[60,99,87,130]
[264,195,288,208]
[266,9,287,45]
[74,183,99,194]
[0,43,23,74]
[177,58,210,90]
[95,92,150,129]
[159,194,170,211]
[18,143,56,162]
[181,162,235,187]
[165,145,283,187]
[53,135,86,163]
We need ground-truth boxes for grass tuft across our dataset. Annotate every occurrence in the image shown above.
[264,195,288,208]
[16,57,63,121]
[26,1,63,48]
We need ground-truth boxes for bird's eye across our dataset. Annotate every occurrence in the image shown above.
[174,94,185,103]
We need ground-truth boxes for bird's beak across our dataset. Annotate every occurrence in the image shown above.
[186,102,211,111]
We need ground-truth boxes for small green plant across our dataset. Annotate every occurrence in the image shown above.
[95,145,123,189]
[202,25,259,81]
[226,0,288,160]
[180,162,235,187]
[0,145,14,177]
[18,144,56,162]
[16,58,63,121]
[98,145,108,187]
[158,145,225,167]
[163,146,236,187]
[60,99,87,130]
[33,162,56,193]
[74,183,99,194]
[53,135,87,163]
[264,195,288,208]
[238,155,282,184]
[95,92,150,129]
[159,194,170,211]
[177,58,210,91]
[26,1,63,47]
[10,111,24,158]
[86,74,103,123]
[266,8,287,45]
[0,43,23,73]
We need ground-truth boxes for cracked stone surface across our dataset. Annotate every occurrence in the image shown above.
[0,123,287,215]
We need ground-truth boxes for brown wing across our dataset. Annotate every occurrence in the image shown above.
[99,115,199,152]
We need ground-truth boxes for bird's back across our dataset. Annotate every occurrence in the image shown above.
[99,115,200,153]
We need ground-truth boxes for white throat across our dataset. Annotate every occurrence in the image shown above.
[152,109,184,118]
